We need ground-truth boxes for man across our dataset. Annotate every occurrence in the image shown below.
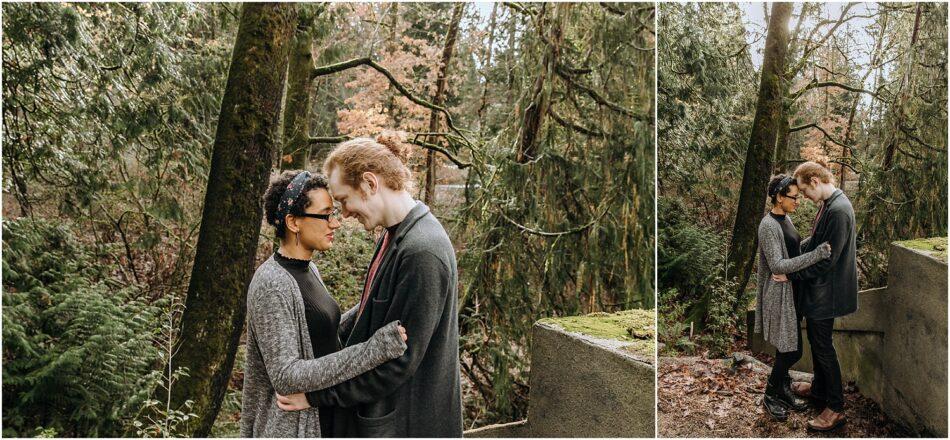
[276,135,463,437]
[775,160,857,431]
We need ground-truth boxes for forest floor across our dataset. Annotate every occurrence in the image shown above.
[657,353,911,438]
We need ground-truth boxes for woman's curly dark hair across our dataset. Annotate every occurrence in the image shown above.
[767,173,797,205]
[262,170,329,238]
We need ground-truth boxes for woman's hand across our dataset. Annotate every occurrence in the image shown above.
[276,392,310,411]
[398,324,407,342]
[771,273,789,282]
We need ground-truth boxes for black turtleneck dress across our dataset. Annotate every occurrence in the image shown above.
[273,251,341,435]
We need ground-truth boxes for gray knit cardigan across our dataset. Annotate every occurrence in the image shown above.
[754,215,831,353]
[240,256,407,437]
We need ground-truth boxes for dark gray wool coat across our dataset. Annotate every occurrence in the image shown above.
[788,189,859,319]
[755,214,830,353]
[308,201,463,438]
[241,257,407,438]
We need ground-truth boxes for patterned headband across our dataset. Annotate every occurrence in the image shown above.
[276,171,312,225]
[770,176,794,197]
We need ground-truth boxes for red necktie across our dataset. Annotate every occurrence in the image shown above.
[358,231,391,317]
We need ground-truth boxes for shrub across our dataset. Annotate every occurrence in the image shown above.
[2,218,162,437]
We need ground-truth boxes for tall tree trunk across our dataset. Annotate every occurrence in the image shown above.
[774,4,807,166]
[883,3,922,171]
[477,2,499,136]
[163,4,296,436]
[280,20,317,170]
[517,3,566,163]
[423,3,465,204]
[839,11,888,182]
[505,7,519,107]
[726,2,792,316]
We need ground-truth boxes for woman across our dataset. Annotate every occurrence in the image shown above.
[754,174,831,422]
[241,170,408,437]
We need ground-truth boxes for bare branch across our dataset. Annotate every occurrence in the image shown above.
[308,133,473,169]
[788,122,853,151]
[791,80,884,101]
[308,135,351,145]
[310,57,472,146]
[407,136,472,169]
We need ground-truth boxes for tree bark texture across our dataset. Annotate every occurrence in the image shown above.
[423,2,465,204]
[165,3,296,436]
[726,2,792,315]
[280,19,317,170]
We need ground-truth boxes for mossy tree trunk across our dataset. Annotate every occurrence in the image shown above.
[163,3,296,436]
[280,6,326,171]
[423,2,465,204]
[726,2,792,315]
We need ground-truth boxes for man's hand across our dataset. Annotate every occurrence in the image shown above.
[772,273,789,282]
[276,392,310,411]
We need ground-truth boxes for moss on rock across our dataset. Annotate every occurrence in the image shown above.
[897,237,948,262]
[539,309,655,359]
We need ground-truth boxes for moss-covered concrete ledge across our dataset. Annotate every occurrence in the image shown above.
[537,309,655,364]
[466,309,656,437]
[897,236,947,262]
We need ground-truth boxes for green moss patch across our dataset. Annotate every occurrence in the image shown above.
[897,237,948,262]
[539,309,655,359]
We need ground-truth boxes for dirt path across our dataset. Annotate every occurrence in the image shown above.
[658,354,910,438]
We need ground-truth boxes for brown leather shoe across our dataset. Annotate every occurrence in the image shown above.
[807,408,846,431]
[791,381,812,398]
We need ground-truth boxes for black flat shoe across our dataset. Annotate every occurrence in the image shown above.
[763,391,789,421]
[780,380,810,411]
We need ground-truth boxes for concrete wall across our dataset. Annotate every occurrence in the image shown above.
[747,239,948,436]
[467,310,655,437]
[881,241,947,437]
[747,287,887,402]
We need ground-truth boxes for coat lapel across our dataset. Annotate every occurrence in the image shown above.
[344,202,432,346]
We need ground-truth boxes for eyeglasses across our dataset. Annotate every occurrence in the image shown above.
[781,194,801,202]
[296,208,340,222]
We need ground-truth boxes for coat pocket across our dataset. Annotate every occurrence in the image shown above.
[369,295,394,329]
[805,279,832,317]
[355,407,397,437]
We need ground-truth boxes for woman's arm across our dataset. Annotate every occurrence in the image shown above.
[339,304,358,341]
[249,285,407,396]
[758,219,830,275]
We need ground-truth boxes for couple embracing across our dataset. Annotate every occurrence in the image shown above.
[240,134,463,438]
[754,160,858,432]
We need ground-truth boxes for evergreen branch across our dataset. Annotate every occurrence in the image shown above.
[555,65,652,122]
[499,199,612,237]
[898,124,947,153]
[548,108,607,138]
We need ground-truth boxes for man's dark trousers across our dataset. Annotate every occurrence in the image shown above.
[806,317,843,411]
